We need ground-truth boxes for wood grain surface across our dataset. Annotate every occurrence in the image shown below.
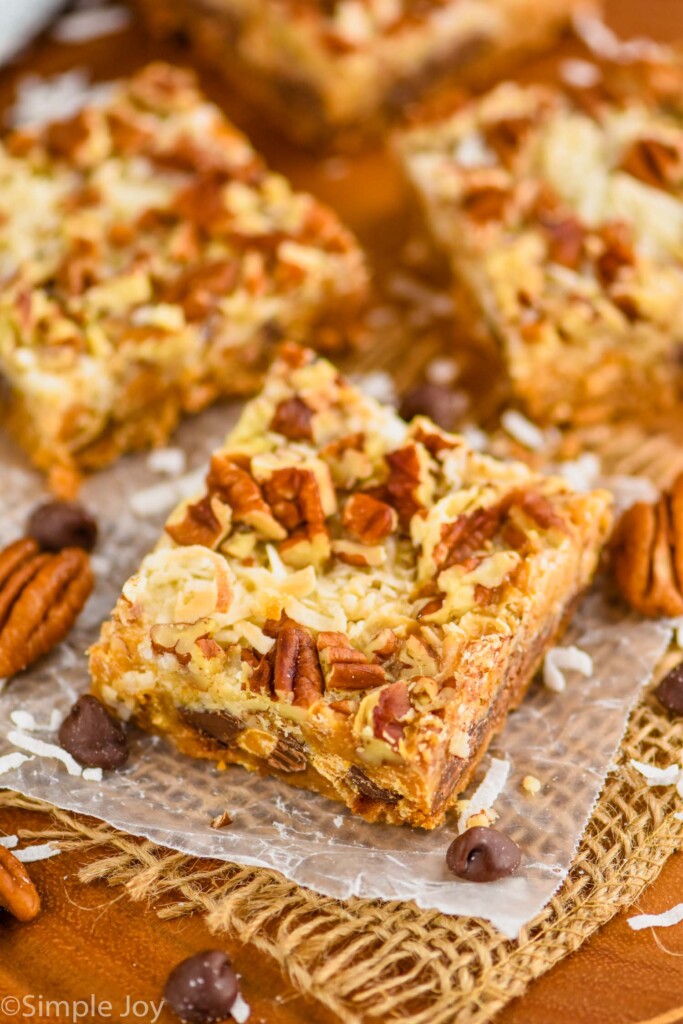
[2,2,683,1022]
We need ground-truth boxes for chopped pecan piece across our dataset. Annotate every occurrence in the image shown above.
[151,620,224,667]
[0,846,41,922]
[162,260,239,320]
[483,116,532,167]
[318,632,386,691]
[165,494,231,549]
[373,681,411,750]
[595,221,635,287]
[538,209,586,269]
[0,540,93,680]
[611,474,683,617]
[621,136,682,191]
[263,467,326,533]
[272,621,324,707]
[383,443,430,527]
[266,734,308,773]
[269,398,315,441]
[366,628,398,660]
[462,182,510,223]
[342,493,397,544]
[207,455,285,540]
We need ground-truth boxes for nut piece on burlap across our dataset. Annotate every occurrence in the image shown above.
[611,473,683,617]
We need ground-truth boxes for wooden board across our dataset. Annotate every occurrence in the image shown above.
[2,2,683,1022]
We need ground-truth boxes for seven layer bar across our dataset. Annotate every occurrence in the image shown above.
[90,345,612,827]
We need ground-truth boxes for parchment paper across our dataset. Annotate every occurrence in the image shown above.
[0,404,671,938]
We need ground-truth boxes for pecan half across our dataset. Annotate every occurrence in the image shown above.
[611,474,683,617]
[165,494,231,549]
[0,846,41,922]
[263,467,331,568]
[269,397,314,441]
[272,621,324,707]
[0,541,93,680]
[266,734,307,773]
[343,493,397,544]
[318,632,386,691]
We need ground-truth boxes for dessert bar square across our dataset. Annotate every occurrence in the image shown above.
[90,344,612,828]
[136,0,584,147]
[0,63,367,487]
[398,64,683,426]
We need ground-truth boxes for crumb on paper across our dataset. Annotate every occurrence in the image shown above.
[543,646,594,694]
[458,757,510,833]
[521,774,542,796]
[500,410,547,452]
[210,811,233,830]
[465,810,496,830]
[129,481,182,519]
[52,5,130,44]
[628,902,683,932]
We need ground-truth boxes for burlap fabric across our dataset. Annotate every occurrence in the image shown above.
[2,428,683,1024]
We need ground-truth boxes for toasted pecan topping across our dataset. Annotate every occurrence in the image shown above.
[0,541,93,681]
[483,116,532,167]
[612,474,683,617]
[538,208,586,270]
[271,621,325,707]
[0,846,41,922]
[595,221,635,287]
[269,397,315,441]
[165,494,231,549]
[462,182,509,223]
[383,443,428,527]
[621,136,682,191]
[207,455,285,539]
[162,260,239,320]
[373,681,411,749]
[342,493,397,544]
[263,467,326,534]
[318,632,386,691]
[151,621,224,667]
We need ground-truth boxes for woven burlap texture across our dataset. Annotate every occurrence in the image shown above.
[3,676,683,1024]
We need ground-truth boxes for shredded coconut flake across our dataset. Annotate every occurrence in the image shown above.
[500,410,547,451]
[425,357,460,387]
[147,447,187,477]
[543,646,594,694]
[8,70,116,129]
[48,709,64,732]
[0,835,19,849]
[603,475,659,512]
[559,59,602,89]
[7,730,83,777]
[628,902,683,932]
[353,371,397,406]
[231,993,251,1024]
[458,757,510,833]
[14,842,61,864]
[9,710,36,732]
[556,453,602,493]
[129,481,183,518]
[52,5,130,44]
[82,767,103,782]
[630,759,681,787]
[573,9,667,65]
[0,752,32,776]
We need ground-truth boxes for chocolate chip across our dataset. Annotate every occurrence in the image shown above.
[399,383,465,432]
[656,662,683,715]
[27,501,98,553]
[58,695,128,770]
[164,950,238,1023]
[446,826,521,882]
